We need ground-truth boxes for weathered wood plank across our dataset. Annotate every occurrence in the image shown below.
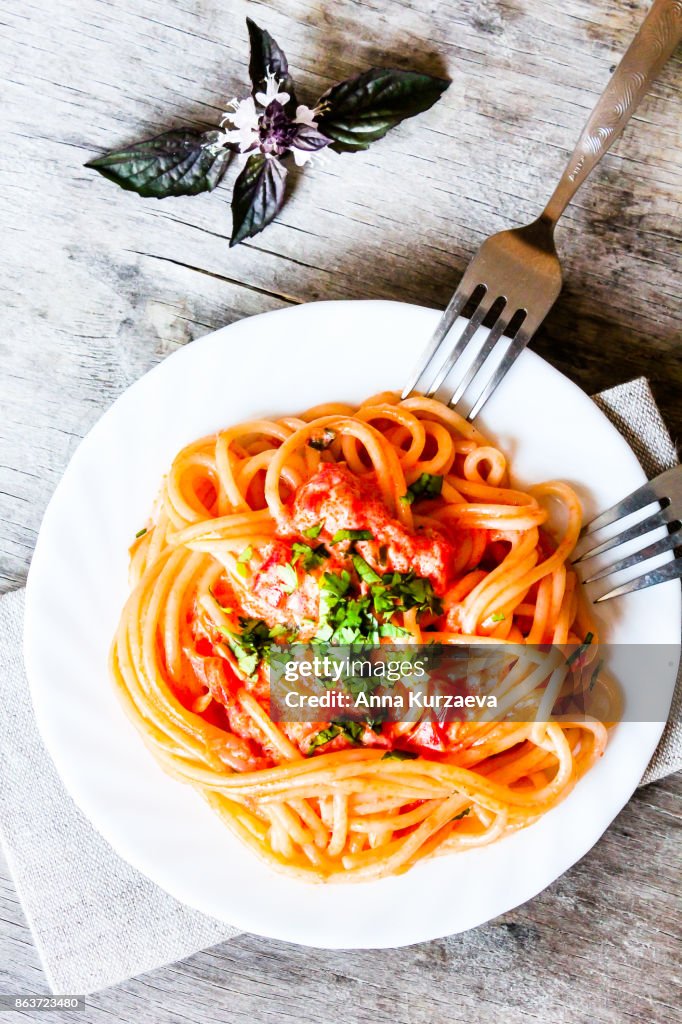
[0,0,680,1017]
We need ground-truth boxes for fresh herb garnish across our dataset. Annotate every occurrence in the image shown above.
[307,719,366,755]
[237,545,254,563]
[337,720,365,743]
[303,522,324,539]
[307,724,341,753]
[291,542,329,571]
[566,631,595,667]
[589,658,604,692]
[452,808,471,821]
[273,563,298,593]
[86,19,449,245]
[315,571,376,644]
[378,621,411,638]
[370,571,442,620]
[268,623,291,638]
[308,429,336,451]
[490,612,505,623]
[400,473,443,505]
[135,527,147,539]
[382,750,418,761]
[330,528,373,545]
[219,618,271,678]
[219,617,295,678]
[315,568,441,644]
[352,555,381,584]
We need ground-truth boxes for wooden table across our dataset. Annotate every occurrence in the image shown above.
[1,0,680,1020]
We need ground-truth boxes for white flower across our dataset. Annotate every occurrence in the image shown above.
[219,76,330,167]
[255,69,290,109]
[290,105,327,164]
[294,104,320,128]
[220,96,259,152]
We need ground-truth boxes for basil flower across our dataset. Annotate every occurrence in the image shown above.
[221,78,331,168]
[85,18,450,246]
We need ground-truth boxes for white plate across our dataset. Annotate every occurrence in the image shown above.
[25,301,680,948]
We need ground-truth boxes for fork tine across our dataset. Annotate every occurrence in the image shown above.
[466,325,530,422]
[448,308,509,408]
[425,292,493,396]
[581,479,663,536]
[401,284,472,399]
[573,506,675,564]
[583,523,682,582]
[594,556,682,602]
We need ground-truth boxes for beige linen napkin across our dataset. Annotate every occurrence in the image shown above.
[0,377,679,995]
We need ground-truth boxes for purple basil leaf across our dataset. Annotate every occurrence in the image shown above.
[291,124,331,154]
[317,68,450,153]
[230,153,287,246]
[246,18,297,115]
[85,129,232,197]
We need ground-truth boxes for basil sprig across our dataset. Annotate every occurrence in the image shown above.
[86,19,450,245]
[85,129,232,198]
[317,69,450,153]
[231,153,288,247]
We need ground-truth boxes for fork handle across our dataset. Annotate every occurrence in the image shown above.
[542,0,682,225]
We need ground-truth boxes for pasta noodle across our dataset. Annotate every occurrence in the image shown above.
[111,392,609,881]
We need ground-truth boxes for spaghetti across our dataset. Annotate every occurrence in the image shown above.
[111,392,609,880]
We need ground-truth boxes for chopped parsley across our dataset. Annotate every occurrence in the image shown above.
[352,554,381,584]
[219,618,272,678]
[382,750,418,761]
[219,618,295,678]
[338,720,365,743]
[268,623,291,638]
[291,541,329,571]
[378,621,411,638]
[236,545,253,578]
[566,631,594,667]
[452,808,471,821]
[307,719,365,755]
[315,568,441,645]
[490,612,505,623]
[135,527,147,539]
[273,563,298,593]
[307,724,341,752]
[330,528,374,545]
[589,658,604,692]
[400,473,443,505]
[370,571,442,620]
[308,429,336,451]
[303,522,324,539]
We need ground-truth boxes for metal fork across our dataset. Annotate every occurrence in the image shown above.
[402,0,682,419]
[574,465,682,602]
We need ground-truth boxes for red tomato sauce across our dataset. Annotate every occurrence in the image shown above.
[184,462,464,766]
[283,463,454,594]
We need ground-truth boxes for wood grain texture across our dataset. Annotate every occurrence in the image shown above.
[0,0,680,1019]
